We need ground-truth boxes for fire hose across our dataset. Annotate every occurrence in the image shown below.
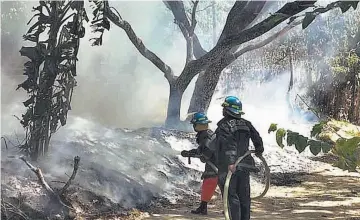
[223,150,270,220]
[184,150,270,220]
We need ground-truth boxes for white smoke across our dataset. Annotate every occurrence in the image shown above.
[1,0,357,211]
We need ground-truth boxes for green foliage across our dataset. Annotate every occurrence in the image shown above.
[331,52,360,76]
[269,124,332,155]
[310,121,327,138]
[333,137,360,171]
[268,121,360,171]
[276,128,286,148]
[268,123,278,133]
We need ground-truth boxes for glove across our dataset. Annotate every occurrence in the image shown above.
[181,149,197,157]
[188,149,198,155]
[199,156,206,163]
[181,150,189,157]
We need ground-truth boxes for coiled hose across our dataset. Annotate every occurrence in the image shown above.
[223,150,270,220]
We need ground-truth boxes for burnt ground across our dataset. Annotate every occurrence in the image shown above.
[142,160,360,220]
[2,157,360,220]
[1,127,359,220]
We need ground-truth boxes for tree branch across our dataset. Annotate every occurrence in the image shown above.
[19,156,72,209]
[59,156,80,195]
[217,1,266,44]
[103,2,176,83]
[190,0,199,34]
[176,1,316,87]
[163,0,207,58]
[232,20,302,60]
[222,1,316,48]
[184,0,199,63]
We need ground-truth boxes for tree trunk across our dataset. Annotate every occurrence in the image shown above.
[165,84,184,128]
[30,1,60,160]
[188,66,223,115]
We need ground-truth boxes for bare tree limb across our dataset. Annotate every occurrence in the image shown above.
[60,156,80,195]
[195,3,215,13]
[13,115,21,121]
[187,19,303,113]
[231,20,302,60]
[19,156,72,209]
[103,2,176,83]
[163,0,207,58]
[190,0,199,34]
[176,1,316,88]
[185,0,199,63]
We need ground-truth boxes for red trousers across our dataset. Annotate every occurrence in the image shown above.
[201,177,218,202]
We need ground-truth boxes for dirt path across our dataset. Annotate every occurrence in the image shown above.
[142,164,360,220]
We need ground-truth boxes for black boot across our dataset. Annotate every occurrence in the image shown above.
[191,201,208,215]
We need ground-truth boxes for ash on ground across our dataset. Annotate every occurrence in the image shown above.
[1,123,333,219]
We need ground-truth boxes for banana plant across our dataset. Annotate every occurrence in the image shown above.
[18,1,88,160]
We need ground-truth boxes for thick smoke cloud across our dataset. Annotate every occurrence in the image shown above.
[1,1,358,131]
[1,1,194,131]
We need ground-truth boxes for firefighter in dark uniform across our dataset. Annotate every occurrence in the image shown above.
[215,96,264,220]
[181,112,218,215]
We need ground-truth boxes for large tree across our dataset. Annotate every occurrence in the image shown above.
[17,0,358,160]
[101,0,358,127]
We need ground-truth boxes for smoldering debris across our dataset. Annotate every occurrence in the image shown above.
[1,121,331,219]
[1,126,203,219]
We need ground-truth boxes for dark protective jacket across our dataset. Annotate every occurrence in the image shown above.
[195,129,218,179]
[215,116,264,174]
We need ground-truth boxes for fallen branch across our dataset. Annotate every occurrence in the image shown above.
[60,156,80,195]
[19,156,58,197]
[1,200,29,220]
[19,156,72,209]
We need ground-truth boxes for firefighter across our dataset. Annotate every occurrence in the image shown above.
[181,112,218,215]
[215,96,264,220]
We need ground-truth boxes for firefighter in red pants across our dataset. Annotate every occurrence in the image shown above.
[181,112,218,215]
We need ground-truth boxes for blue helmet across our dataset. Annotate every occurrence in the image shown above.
[190,112,212,125]
[221,96,245,115]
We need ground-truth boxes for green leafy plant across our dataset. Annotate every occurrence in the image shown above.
[268,120,360,171]
[333,137,360,171]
